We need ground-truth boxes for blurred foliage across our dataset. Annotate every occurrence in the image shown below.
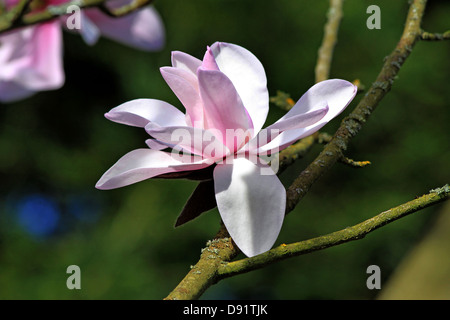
[0,0,449,299]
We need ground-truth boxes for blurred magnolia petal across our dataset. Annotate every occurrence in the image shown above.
[0,21,64,103]
[83,6,165,51]
[0,0,165,102]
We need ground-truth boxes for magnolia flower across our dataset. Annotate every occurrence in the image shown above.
[96,42,357,257]
[0,0,165,102]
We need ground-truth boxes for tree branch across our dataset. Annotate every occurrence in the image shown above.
[164,224,240,300]
[3,0,31,28]
[217,185,450,279]
[0,0,153,34]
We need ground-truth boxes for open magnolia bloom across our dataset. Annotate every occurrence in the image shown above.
[0,0,164,102]
[96,42,357,257]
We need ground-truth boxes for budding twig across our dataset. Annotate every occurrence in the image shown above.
[315,0,344,83]
[420,30,450,41]
[339,157,371,168]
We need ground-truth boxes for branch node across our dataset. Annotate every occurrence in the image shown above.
[429,184,450,196]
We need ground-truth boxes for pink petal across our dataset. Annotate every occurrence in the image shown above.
[197,68,251,151]
[29,22,64,88]
[95,149,211,190]
[160,67,203,127]
[84,6,165,51]
[0,21,64,102]
[214,157,286,257]
[105,98,186,128]
[201,46,220,71]
[210,42,269,135]
[145,122,229,159]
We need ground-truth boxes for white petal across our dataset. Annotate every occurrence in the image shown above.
[171,50,202,75]
[282,79,357,120]
[105,98,186,128]
[95,149,211,190]
[145,139,170,150]
[214,157,286,257]
[246,104,328,154]
[257,79,357,153]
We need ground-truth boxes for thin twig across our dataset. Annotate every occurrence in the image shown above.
[99,0,153,17]
[420,30,450,41]
[339,157,371,168]
[7,0,31,27]
[315,0,344,83]
[269,90,295,111]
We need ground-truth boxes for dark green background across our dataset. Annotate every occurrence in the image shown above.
[0,0,449,299]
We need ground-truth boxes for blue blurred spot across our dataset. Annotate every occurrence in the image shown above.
[17,194,60,237]
[67,193,102,224]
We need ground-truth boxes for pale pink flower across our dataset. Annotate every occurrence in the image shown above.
[0,0,165,102]
[96,42,357,257]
